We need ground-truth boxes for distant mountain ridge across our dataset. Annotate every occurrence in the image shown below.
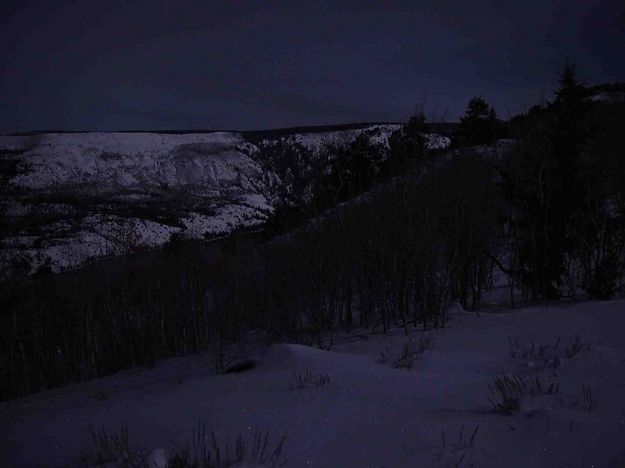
[8,121,460,138]
[585,82,625,102]
[0,124,451,277]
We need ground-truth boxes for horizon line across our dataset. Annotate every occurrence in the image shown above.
[4,121,462,137]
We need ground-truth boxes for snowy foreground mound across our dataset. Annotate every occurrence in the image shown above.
[1,299,624,467]
[0,127,450,276]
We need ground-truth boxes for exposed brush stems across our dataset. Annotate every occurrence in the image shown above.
[289,368,331,390]
[508,336,561,360]
[487,376,522,414]
[468,425,479,448]
[487,371,563,414]
[81,425,145,468]
[438,425,480,468]
[565,334,591,359]
[508,334,598,370]
[168,421,287,468]
[379,346,391,363]
[582,385,597,412]
[391,333,435,369]
[251,430,287,466]
[78,421,288,468]
[529,376,559,395]
[394,343,418,369]
[506,374,560,396]
[417,332,436,353]
[443,425,479,449]
[508,336,519,357]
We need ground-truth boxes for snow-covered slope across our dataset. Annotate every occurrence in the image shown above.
[262,124,451,153]
[0,126,451,277]
[0,133,272,276]
[1,299,623,467]
[0,132,272,275]
[3,132,261,190]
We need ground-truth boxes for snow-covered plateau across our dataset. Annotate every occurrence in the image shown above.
[0,126,451,277]
[1,298,623,467]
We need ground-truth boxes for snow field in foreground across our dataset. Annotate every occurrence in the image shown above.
[1,300,624,467]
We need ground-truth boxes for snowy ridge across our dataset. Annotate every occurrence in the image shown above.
[260,124,451,153]
[0,126,451,276]
[2,132,258,190]
[0,132,273,275]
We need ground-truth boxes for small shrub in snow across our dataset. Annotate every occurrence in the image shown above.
[379,346,392,363]
[508,336,560,359]
[436,425,480,467]
[416,333,436,354]
[582,385,597,412]
[542,354,562,369]
[568,420,580,431]
[526,375,560,395]
[289,368,330,390]
[81,425,145,468]
[486,374,560,411]
[487,376,522,414]
[509,334,592,369]
[392,333,435,369]
[565,335,591,359]
[393,342,418,369]
[501,374,560,396]
[79,422,287,468]
[168,421,287,468]
[509,336,565,370]
[440,424,480,450]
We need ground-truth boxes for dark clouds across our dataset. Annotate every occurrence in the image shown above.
[1,0,623,133]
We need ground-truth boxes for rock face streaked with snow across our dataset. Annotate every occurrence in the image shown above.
[0,132,275,276]
[0,125,451,276]
[262,124,451,153]
[6,132,259,190]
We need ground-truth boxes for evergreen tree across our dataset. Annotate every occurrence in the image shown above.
[551,61,589,167]
[570,74,625,298]
[501,62,589,301]
[310,132,387,209]
[387,113,427,175]
[456,97,500,146]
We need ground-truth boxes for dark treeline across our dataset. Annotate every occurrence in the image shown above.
[1,63,624,401]
[501,63,625,302]
[0,148,497,400]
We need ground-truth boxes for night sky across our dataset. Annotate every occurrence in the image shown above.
[1,0,623,134]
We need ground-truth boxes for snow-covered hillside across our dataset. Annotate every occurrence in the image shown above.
[262,124,451,153]
[3,132,261,190]
[1,299,623,467]
[0,125,451,277]
[0,132,275,276]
